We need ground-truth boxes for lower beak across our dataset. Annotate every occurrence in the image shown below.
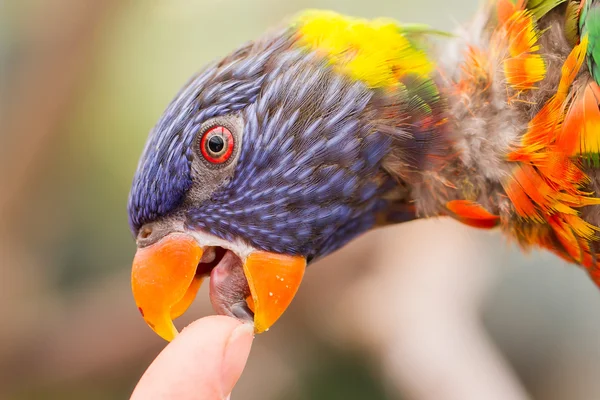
[131,233,306,341]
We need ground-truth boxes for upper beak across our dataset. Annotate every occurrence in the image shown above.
[131,232,306,341]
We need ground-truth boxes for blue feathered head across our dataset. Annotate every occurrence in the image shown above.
[128,11,445,340]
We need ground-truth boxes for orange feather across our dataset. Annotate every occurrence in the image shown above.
[497,8,546,92]
[504,53,546,91]
[497,0,525,25]
[506,11,540,56]
[501,34,600,277]
[548,216,583,262]
[559,80,600,163]
[446,200,500,229]
[504,177,540,219]
[579,83,600,159]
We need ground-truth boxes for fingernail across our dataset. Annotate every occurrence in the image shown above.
[221,323,254,398]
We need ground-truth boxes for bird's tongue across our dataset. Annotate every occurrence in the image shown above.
[209,249,254,322]
[209,249,308,333]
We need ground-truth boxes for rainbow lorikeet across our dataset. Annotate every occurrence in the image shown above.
[128,1,600,341]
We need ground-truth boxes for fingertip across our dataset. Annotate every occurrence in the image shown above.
[131,316,254,400]
[221,322,254,396]
[179,315,244,337]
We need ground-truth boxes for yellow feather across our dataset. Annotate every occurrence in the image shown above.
[294,10,435,89]
[503,53,546,90]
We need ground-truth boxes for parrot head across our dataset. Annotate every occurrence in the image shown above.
[128,10,446,340]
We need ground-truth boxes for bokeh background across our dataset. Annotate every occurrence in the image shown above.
[2,0,600,399]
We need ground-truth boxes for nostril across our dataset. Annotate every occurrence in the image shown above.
[139,226,153,240]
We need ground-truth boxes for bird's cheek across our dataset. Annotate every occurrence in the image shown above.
[243,251,306,333]
[131,233,204,341]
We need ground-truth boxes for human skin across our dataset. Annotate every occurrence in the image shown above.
[131,316,254,400]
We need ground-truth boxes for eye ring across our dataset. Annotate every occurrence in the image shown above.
[200,125,234,164]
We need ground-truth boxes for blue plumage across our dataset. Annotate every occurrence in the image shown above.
[128,28,415,261]
[186,54,393,259]
[128,34,289,233]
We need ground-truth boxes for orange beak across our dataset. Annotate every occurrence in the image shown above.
[131,233,306,341]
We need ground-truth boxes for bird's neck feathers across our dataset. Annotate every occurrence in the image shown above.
[291,10,516,227]
[399,1,569,226]
[294,10,454,216]
[399,0,600,286]
[373,1,599,234]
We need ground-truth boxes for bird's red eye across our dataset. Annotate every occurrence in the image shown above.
[200,126,234,164]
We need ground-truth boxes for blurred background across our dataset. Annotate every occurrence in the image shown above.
[2,0,600,399]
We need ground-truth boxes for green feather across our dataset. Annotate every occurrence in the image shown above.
[564,0,581,46]
[397,24,454,38]
[527,0,568,19]
[582,151,600,167]
[395,24,454,54]
[581,1,600,85]
[580,0,590,27]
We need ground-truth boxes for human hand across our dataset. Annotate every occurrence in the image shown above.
[131,315,254,400]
